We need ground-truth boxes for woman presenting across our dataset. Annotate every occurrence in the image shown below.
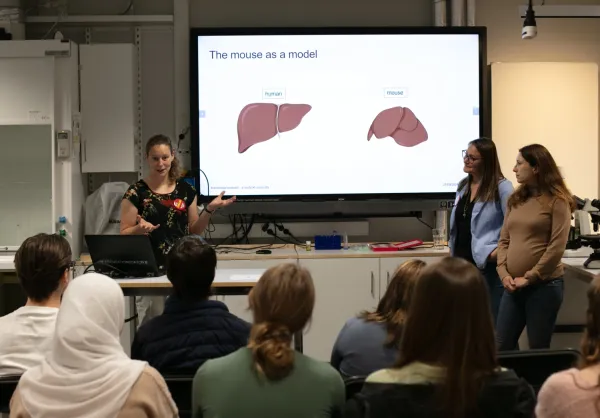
[120,134,235,271]
[449,138,513,324]
[496,144,575,350]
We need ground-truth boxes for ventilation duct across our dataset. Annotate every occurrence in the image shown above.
[434,0,447,26]
[450,0,476,26]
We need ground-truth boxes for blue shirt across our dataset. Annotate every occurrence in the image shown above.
[330,317,399,378]
[449,178,514,269]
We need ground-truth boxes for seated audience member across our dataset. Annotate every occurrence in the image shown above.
[192,263,345,418]
[331,259,426,377]
[535,275,600,418]
[0,233,71,376]
[345,257,536,418]
[131,235,250,374]
[10,273,178,418]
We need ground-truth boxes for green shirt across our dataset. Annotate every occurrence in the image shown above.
[192,347,345,418]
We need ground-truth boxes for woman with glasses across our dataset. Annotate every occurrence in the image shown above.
[449,138,513,324]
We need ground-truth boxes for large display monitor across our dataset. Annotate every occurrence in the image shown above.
[190,27,487,202]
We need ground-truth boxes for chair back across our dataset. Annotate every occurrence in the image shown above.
[498,348,582,394]
[0,375,21,413]
[344,375,366,400]
[163,375,194,418]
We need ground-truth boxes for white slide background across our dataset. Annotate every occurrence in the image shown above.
[196,34,480,196]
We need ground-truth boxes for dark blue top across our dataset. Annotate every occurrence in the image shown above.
[131,296,251,375]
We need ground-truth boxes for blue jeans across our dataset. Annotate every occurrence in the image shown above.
[496,278,564,351]
[481,262,504,326]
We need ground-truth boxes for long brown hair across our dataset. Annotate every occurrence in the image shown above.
[248,263,315,381]
[508,143,576,211]
[580,276,600,369]
[579,276,600,413]
[457,138,505,202]
[145,134,181,182]
[359,259,426,348]
[395,257,498,418]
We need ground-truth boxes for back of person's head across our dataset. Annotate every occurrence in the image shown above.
[14,233,72,303]
[248,263,315,381]
[361,259,426,347]
[396,257,498,418]
[166,235,217,302]
[580,276,600,370]
[53,273,126,359]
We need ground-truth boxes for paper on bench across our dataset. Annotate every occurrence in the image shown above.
[227,274,261,282]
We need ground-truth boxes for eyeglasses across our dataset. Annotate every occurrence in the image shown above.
[462,150,480,163]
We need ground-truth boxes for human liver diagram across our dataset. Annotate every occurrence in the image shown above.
[237,103,312,153]
[367,106,428,147]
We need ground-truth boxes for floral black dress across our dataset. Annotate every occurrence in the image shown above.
[123,179,197,270]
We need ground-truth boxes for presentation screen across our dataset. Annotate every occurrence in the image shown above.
[190,27,486,201]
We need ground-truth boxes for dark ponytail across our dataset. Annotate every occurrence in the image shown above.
[248,322,294,380]
[145,134,180,182]
[169,154,181,182]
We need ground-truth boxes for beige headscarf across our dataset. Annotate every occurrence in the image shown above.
[17,273,147,418]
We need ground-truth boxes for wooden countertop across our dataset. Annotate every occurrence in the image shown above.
[76,243,449,265]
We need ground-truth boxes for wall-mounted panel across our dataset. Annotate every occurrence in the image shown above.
[0,125,54,248]
[491,62,599,198]
[0,57,54,125]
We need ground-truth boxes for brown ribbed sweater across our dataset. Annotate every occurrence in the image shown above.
[496,195,571,282]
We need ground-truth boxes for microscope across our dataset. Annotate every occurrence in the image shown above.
[568,196,600,268]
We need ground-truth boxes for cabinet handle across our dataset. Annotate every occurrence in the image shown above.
[387,271,390,287]
[83,140,87,162]
[370,272,374,297]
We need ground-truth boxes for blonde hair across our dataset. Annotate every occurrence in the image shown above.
[248,263,315,380]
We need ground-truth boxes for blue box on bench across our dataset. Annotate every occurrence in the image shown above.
[314,234,342,250]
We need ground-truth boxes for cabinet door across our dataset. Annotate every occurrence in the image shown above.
[300,258,380,361]
[379,257,444,299]
[218,259,284,323]
[80,44,137,173]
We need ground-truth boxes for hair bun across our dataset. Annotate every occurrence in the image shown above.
[250,322,294,381]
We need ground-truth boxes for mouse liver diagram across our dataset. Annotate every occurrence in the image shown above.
[367,106,428,147]
[237,103,312,153]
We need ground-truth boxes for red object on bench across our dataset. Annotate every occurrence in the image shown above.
[369,240,423,252]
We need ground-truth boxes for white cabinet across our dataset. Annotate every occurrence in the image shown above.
[300,258,380,361]
[0,56,54,125]
[217,259,283,323]
[80,44,137,173]
[379,256,444,298]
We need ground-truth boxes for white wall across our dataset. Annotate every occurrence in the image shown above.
[478,0,600,196]
[491,62,599,199]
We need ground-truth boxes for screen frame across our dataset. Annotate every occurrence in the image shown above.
[190,26,488,203]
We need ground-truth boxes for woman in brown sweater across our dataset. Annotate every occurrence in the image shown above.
[496,143,575,350]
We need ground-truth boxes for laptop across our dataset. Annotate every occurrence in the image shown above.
[84,235,160,278]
